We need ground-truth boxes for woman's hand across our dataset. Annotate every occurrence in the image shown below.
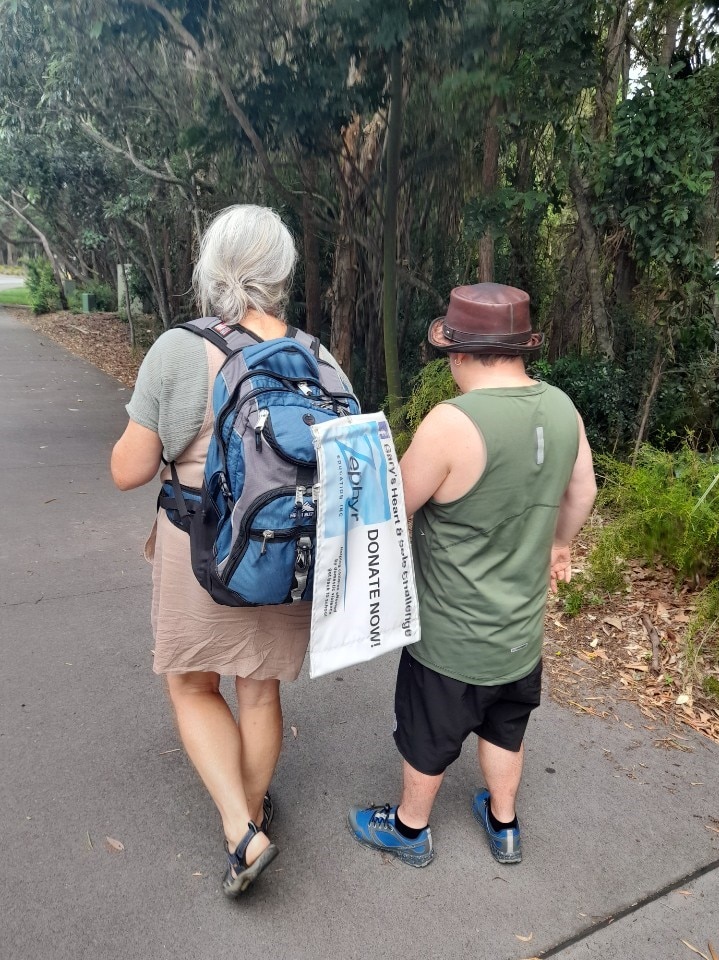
[111,420,163,490]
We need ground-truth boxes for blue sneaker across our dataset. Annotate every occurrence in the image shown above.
[472,789,522,863]
[348,804,434,868]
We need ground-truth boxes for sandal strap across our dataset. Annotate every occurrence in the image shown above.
[226,821,260,871]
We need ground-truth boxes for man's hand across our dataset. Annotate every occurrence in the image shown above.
[550,544,572,594]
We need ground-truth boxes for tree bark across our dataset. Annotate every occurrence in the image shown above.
[301,159,322,337]
[567,163,614,359]
[594,1,630,139]
[478,97,501,283]
[632,339,663,464]
[0,196,68,309]
[382,44,404,414]
[660,12,680,67]
[329,113,383,380]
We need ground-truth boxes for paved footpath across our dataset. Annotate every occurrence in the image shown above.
[1,306,717,960]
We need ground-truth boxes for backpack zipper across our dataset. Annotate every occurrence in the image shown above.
[220,486,315,585]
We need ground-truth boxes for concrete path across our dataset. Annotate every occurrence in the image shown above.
[0,274,25,290]
[1,306,717,960]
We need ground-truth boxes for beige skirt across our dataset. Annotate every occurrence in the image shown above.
[145,510,311,679]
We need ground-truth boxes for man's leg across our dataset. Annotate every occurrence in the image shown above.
[477,738,523,822]
[397,760,444,829]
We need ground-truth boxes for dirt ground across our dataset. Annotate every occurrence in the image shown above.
[17,307,719,747]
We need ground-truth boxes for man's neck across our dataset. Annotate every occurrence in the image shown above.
[461,357,535,391]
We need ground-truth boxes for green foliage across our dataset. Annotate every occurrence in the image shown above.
[67,279,116,313]
[23,257,61,314]
[593,444,719,581]
[388,358,457,455]
[597,69,715,275]
[531,354,640,453]
[556,575,602,616]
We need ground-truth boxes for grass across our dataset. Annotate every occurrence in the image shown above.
[0,287,30,306]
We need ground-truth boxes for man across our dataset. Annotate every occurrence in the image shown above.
[348,283,597,867]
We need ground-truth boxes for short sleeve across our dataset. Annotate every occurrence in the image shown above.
[126,329,209,461]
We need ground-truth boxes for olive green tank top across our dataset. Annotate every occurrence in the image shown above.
[409,382,579,685]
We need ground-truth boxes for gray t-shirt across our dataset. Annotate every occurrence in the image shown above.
[126,327,353,461]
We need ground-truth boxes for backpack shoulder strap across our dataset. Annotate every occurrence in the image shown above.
[178,318,257,356]
[286,325,321,359]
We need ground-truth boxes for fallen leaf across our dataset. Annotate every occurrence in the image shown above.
[291,725,298,738]
[515,933,533,943]
[603,615,623,629]
[105,836,125,852]
[681,941,710,960]
[708,942,717,960]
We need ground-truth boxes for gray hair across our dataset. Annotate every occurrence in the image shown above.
[192,204,297,322]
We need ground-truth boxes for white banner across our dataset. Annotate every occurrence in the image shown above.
[309,412,420,679]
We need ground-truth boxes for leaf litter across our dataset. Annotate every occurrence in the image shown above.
[544,535,719,745]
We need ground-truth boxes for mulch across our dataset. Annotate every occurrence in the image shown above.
[14,308,719,746]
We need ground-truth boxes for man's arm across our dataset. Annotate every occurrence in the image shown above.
[550,413,597,592]
[111,420,164,491]
[399,405,457,517]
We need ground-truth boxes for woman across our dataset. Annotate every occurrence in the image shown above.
[111,205,348,897]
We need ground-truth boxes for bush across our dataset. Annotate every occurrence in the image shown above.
[23,257,62,314]
[68,279,117,313]
[530,355,641,454]
[388,358,457,456]
[593,444,719,581]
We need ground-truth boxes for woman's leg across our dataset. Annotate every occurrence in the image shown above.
[165,671,269,863]
[235,677,283,825]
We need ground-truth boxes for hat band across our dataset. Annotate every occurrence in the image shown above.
[442,323,533,345]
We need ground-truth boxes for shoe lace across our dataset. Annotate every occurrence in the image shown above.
[369,804,392,827]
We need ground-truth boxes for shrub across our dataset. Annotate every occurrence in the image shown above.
[68,280,117,313]
[593,444,719,581]
[530,355,641,454]
[388,358,457,456]
[23,257,62,314]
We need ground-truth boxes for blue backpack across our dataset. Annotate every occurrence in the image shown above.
[159,318,360,606]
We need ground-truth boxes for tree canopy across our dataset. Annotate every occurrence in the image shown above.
[0,0,717,440]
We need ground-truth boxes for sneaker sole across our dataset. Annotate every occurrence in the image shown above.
[222,843,279,897]
[346,816,434,868]
[471,805,522,864]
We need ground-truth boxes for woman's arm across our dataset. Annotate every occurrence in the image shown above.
[110,420,164,491]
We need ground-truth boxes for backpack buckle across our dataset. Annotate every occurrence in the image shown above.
[291,535,313,602]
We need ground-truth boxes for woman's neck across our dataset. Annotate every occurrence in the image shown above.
[235,309,288,340]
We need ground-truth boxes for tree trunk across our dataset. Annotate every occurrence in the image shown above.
[329,113,383,381]
[301,160,322,337]
[568,163,614,359]
[594,1,630,139]
[660,13,680,68]
[382,43,404,414]
[0,197,68,309]
[143,217,172,329]
[478,97,501,283]
[632,339,663,464]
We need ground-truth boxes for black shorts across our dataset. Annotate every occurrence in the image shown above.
[393,649,542,776]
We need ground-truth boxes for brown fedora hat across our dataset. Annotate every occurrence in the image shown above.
[428,283,544,355]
